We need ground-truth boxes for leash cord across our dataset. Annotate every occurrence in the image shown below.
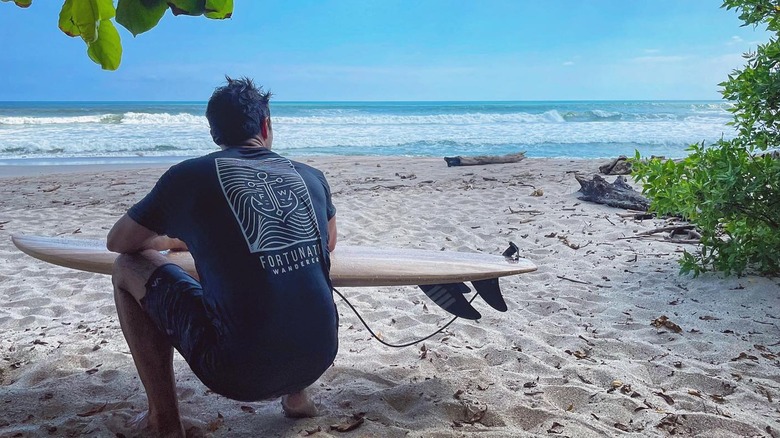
[331,286,477,348]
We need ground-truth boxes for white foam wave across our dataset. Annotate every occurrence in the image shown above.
[0,115,115,125]
[591,110,621,118]
[274,118,736,150]
[0,112,207,126]
[121,112,207,125]
[2,107,729,129]
[0,103,739,160]
[276,110,567,125]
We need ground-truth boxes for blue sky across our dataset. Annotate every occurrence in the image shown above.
[0,1,769,101]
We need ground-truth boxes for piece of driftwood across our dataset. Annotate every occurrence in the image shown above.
[635,224,694,237]
[618,224,702,244]
[599,155,632,175]
[575,174,650,211]
[444,151,526,167]
[617,211,655,220]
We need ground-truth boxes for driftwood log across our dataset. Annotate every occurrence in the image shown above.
[599,155,632,175]
[444,151,526,167]
[575,174,650,211]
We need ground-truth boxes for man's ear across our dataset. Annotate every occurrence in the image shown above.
[261,117,271,139]
[210,127,222,146]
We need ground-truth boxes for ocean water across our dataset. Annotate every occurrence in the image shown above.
[0,101,735,166]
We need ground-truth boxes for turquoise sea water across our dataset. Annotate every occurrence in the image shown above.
[0,101,735,167]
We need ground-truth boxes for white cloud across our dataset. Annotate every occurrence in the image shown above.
[644,48,660,54]
[632,55,687,64]
[562,61,575,66]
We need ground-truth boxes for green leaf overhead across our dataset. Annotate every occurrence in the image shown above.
[167,0,206,16]
[87,19,123,70]
[58,1,80,37]
[205,0,232,19]
[69,1,99,42]
[8,0,233,69]
[57,0,121,69]
[116,0,168,36]
[1,0,32,7]
[59,0,116,43]
[165,0,232,18]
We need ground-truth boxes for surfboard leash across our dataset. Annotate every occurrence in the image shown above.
[331,287,478,348]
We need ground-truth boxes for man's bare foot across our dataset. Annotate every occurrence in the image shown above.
[281,390,319,418]
[128,410,186,437]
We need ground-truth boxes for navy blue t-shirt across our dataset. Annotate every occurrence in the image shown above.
[128,147,338,395]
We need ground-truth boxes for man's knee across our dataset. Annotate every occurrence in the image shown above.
[112,251,168,298]
[113,253,132,289]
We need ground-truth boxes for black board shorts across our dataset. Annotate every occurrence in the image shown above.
[140,264,227,394]
[140,263,327,401]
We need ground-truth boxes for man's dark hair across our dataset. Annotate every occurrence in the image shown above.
[206,76,272,146]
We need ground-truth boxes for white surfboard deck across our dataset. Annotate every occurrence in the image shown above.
[11,234,536,288]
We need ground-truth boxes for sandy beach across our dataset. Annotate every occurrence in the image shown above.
[0,156,778,437]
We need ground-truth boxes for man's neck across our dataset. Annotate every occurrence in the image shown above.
[239,136,268,148]
[221,136,269,150]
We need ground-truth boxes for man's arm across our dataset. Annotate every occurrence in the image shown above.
[328,216,337,252]
[107,213,187,254]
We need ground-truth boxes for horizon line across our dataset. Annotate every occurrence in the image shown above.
[0,98,727,104]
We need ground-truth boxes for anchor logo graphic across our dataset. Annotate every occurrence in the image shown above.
[216,157,319,253]
[248,171,300,223]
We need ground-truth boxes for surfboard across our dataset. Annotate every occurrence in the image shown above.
[11,234,536,320]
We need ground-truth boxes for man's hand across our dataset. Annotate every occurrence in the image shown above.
[167,237,188,252]
[150,236,188,252]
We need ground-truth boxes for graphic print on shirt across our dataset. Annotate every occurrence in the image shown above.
[216,157,319,254]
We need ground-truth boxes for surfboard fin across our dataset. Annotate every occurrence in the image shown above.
[502,242,519,260]
[472,278,508,312]
[418,283,481,320]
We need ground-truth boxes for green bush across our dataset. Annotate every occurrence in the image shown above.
[633,0,780,277]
